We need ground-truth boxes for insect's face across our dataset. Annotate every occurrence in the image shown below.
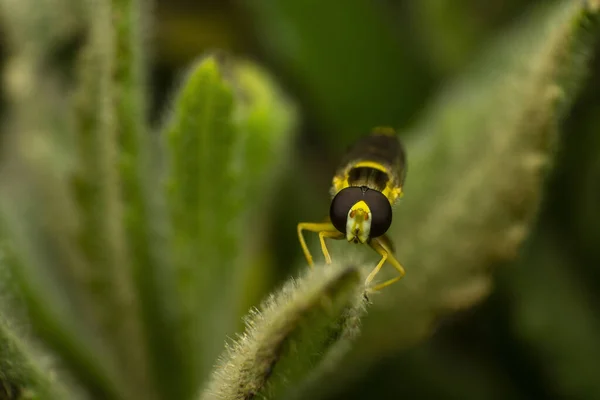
[346,201,371,243]
[330,186,392,242]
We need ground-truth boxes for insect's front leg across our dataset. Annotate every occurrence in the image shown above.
[366,236,406,291]
[297,221,339,267]
[318,230,344,264]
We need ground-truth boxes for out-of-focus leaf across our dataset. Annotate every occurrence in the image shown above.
[0,0,83,59]
[314,338,526,400]
[72,0,158,397]
[0,313,73,399]
[240,0,432,146]
[0,0,165,398]
[162,53,297,397]
[554,103,600,269]
[368,0,600,351]
[508,226,600,400]
[104,0,182,399]
[154,6,241,67]
[409,0,532,76]
[0,132,129,400]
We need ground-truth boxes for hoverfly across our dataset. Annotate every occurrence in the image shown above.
[297,127,407,292]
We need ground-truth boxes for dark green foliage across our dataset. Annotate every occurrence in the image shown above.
[0,0,597,399]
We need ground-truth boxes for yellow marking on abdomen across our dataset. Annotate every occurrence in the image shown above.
[352,161,388,174]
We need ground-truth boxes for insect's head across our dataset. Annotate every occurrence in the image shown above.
[330,186,392,243]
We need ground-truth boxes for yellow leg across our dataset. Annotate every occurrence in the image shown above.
[365,252,386,285]
[297,221,340,268]
[319,230,344,264]
[366,236,406,291]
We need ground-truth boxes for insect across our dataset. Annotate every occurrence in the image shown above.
[297,127,407,292]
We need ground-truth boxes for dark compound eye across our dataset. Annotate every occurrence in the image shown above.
[329,186,392,238]
[364,188,392,237]
[329,187,364,233]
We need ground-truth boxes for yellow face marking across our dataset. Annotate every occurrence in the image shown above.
[346,200,371,243]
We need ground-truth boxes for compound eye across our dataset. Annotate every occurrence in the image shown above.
[363,189,392,238]
[329,187,363,233]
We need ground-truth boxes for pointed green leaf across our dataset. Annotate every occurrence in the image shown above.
[164,53,235,397]
[163,53,297,396]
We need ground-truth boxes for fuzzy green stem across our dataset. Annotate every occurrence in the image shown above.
[201,263,366,400]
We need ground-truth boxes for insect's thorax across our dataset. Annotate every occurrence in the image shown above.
[330,130,406,205]
[331,161,402,205]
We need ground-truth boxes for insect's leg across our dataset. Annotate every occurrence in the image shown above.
[376,232,395,255]
[318,230,344,264]
[366,237,406,291]
[297,221,338,268]
[365,250,386,285]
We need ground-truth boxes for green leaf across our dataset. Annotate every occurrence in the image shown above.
[557,103,600,264]
[509,226,600,400]
[0,133,127,400]
[241,0,431,145]
[295,1,600,397]
[200,262,366,400]
[0,311,72,399]
[72,1,157,397]
[409,0,530,77]
[162,53,297,397]
[103,0,183,398]
[368,0,600,348]
[0,1,129,396]
[0,0,164,398]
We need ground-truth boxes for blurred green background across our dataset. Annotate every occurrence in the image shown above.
[2,0,600,399]
[147,1,600,399]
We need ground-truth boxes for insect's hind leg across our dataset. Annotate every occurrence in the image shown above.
[297,221,340,268]
[366,236,406,291]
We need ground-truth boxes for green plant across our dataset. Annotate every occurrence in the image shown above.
[0,0,598,399]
